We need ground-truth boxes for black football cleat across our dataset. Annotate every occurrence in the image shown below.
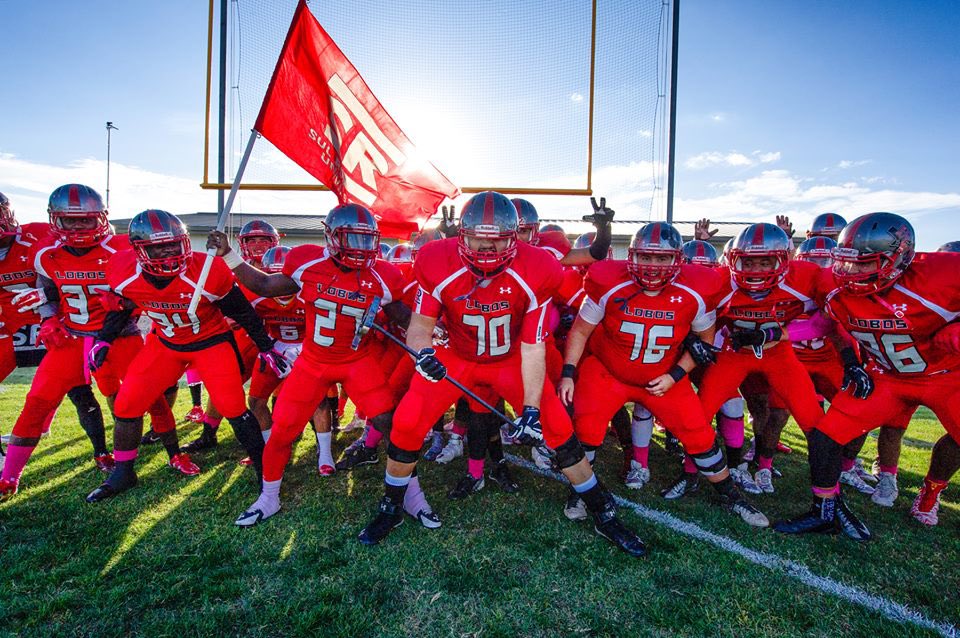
[447,475,484,500]
[773,497,840,536]
[180,431,217,454]
[140,429,161,445]
[86,471,138,503]
[358,499,404,546]
[592,502,647,558]
[834,492,872,541]
[335,444,379,471]
[487,460,520,494]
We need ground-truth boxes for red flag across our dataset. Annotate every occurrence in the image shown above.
[255,0,460,238]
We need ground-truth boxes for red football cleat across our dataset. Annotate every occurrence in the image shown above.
[238,456,253,467]
[94,453,116,473]
[169,452,201,476]
[776,442,793,454]
[317,464,336,477]
[0,477,19,500]
[183,406,205,424]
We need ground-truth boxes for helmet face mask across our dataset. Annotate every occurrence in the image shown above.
[627,222,683,291]
[128,210,192,276]
[48,184,110,248]
[324,204,381,271]
[729,223,791,292]
[457,192,519,277]
[238,220,280,262]
[831,212,915,295]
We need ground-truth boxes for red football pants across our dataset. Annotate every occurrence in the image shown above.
[113,336,247,420]
[769,357,843,409]
[817,369,954,445]
[263,354,396,481]
[573,355,716,454]
[0,337,16,384]
[697,343,824,433]
[390,350,574,452]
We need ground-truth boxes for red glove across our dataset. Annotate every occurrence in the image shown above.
[97,290,127,313]
[933,322,960,355]
[38,317,72,349]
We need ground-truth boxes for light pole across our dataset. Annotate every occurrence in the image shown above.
[106,121,118,207]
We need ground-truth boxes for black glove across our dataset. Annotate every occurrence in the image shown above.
[507,406,543,445]
[730,326,783,351]
[683,333,720,365]
[584,197,614,260]
[87,340,111,373]
[438,205,459,238]
[840,347,874,399]
[414,347,446,382]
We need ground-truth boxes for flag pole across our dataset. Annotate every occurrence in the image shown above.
[188,128,258,315]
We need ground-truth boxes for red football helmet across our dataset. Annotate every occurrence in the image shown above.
[512,198,540,244]
[729,223,792,291]
[260,245,290,273]
[681,240,719,267]
[238,220,280,262]
[832,212,915,295]
[795,236,837,268]
[128,210,192,276]
[387,243,415,264]
[324,204,381,270]
[807,212,848,239]
[0,192,17,235]
[47,184,110,247]
[628,222,684,291]
[457,191,518,277]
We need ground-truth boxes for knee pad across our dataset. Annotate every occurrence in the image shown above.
[66,385,98,410]
[387,442,419,464]
[552,435,585,469]
[720,397,744,419]
[369,412,393,435]
[632,405,652,421]
[690,443,726,477]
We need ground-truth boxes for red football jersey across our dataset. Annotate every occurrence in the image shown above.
[250,295,307,344]
[414,238,562,363]
[825,252,960,376]
[35,235,131,333]
[109,251,236,344]
[283,245,405,365]
[580,261,722,384]
[535,230,572,260]
[714,260,829,352]
[0,227,45,335]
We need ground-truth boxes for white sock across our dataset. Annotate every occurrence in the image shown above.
[631,413,654,448]
[261,428,271,443]
[316,431,334,467]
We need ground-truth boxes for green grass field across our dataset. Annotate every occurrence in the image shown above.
[1,367,957,638]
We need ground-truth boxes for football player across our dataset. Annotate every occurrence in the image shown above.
[208,204,439,530]
[559,222,768,527]
[1,186,182,500]
[513,198,614,268]
[358,192,646,557]
[84,209,279,502]
[775,212,960,536]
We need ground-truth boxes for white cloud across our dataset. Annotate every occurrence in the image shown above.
[837,159,872,169]
[710,113,725,122]
[685,150,779,170]
[570,93,584,103]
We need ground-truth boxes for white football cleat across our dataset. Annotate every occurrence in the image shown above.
[624,461,651,490]
[531,444,553,470]
[731,463,762,495]
[434,433,463,464]
[840,466,876,495]
[754,468,775,494]
[871,472,899,507]
[235,494,281,527]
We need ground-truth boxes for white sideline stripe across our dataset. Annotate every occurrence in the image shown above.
[505,454,958,638]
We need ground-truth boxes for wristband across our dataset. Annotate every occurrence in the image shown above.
[223,251,243,269]
[667,365,687,383]
[561,363,577,379]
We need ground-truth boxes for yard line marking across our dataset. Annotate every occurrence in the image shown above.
[506,454,958,638]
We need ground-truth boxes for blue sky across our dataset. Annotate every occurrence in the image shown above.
[1,0,957,248]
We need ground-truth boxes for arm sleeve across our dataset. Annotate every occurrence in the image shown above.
[36,273,60,320]
[214,285,274,351]
[97,308,136,343]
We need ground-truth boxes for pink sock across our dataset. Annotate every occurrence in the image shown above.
[364,427,383,448]
[114,449,139,462]
[682,455,697,474]
[452,422,467,437]
[812,484,840,498]
[1,444,36,482]
[202,415,221,429]
[758,455,774,471]
[717,414,745,448]
[879,464,898,475]
[185,369,202,385]
[403,475,431,516]
[468,458,485,479]
[840,457,855,472]
[632,445,649,466]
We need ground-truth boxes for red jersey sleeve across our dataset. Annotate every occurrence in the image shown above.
[412,240,452,319]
